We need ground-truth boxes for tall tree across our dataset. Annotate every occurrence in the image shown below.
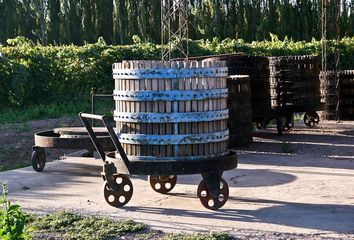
[96,0,113,44]
[47,0,61,44]
[16,0,37,42]
[114,0,128,44]
[1,0,353,45]
[82,0,96,43]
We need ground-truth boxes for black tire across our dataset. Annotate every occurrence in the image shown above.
[31,149,46,172]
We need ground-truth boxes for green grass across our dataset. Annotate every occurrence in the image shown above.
[0,98,114,124]
[30,211,146,240]
[28,211,234,240]
[293,113,304,122]
[0,102,91,124]
[0,162,30,172]
[0,164,7,172]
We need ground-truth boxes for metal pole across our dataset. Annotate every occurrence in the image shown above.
[91,93,95,127]
[335,0,341,122]
[161,0,189,61]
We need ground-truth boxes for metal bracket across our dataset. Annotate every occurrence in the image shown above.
[79,112,131,174]
[122,150,229,162]
[114,109,229,123]
[113,88,228,101]
[112,67,228,79]
[118,130,229,145]
[201,171,223,198]
[32,145,40,151]
[101,162,120,191]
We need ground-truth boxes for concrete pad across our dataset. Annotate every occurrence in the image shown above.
[1,120,354,238]
[1,153,354,237]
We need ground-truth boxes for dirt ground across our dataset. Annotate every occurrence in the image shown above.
[1,114,353,170]
[0,117,82,170]
[249,119,354,159]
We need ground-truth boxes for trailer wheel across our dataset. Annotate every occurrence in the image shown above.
[103,174,133,208]
[149,175,177,194]
[31,148,46,172]
[197,178,229,210]
[304,111,320,127]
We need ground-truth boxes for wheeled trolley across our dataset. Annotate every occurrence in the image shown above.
[320,70,354,120]
[80,113,237,210]
[31,93,114,172]
[32,127,114,172]
[269,55,322,135]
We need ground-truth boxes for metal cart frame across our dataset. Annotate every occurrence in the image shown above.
[79,112,237,210]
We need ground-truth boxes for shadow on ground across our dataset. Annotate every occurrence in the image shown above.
[123,197,354,233]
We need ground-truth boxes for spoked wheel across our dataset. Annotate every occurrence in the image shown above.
[280,114,294,132]
[149,175,177,194]
[304,111,320,127]
[31,148,46,172]
[103,174,133,208]
[197,178,229,210]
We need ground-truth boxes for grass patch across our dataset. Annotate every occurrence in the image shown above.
[0,150,30,172]
[0,98,114,124]
[30,211,146,240]
[28,211,234,240]
[293,113,304,122]
[0,102,91,124]
[13,162,30,170]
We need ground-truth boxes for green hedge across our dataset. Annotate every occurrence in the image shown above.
[0,36,353,110]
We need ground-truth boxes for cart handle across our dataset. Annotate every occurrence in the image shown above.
[79,112,131,172]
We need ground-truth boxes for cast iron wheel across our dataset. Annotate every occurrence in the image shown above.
[149,175,177,194]
[280,114,294,132]
[103,174,133,208]
[197,178,229,210]
[304,111,320,127]
[31,149,46,172]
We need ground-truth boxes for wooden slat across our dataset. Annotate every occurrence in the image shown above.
[128,61,134,156]
[114,60,229,159]
[151,61,159,157]
[212,61,218,154]
[202,61,209,156]
[133,61,140,156]
[184,61,192,156]
[177,61,185,156]
[170,61,177,157]
[139,62,146,156]
[122,62,128,155]
[190,61,198,156]
[145,61,153,157]
[206,61,214,155]
[158,61,166,157]
[196,61,204,155]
